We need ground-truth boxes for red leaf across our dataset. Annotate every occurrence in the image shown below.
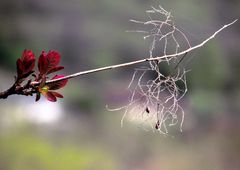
[48,75,68,90]
[46,51,60,71]
[38,51,48,75]
[44,91,57,102]
[16,50,35,78]
[22,50,35,73]
[22,49,34,59]
[38,50,64,76]
[22,50,35,62]
[51,91,63,98]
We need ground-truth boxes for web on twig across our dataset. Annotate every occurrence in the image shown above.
[108,5,191,134]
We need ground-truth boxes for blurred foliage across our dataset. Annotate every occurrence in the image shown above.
[0,133,117,170]
[189,42,227,90]
[0,37,24,70]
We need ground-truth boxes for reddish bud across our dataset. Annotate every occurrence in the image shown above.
[17,49,35,78]
[37,50,64,77]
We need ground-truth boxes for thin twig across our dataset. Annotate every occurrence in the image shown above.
[0,19,237,100]
[42,19,237,85]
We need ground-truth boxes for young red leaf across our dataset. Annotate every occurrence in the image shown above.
[21,50,35,73]
[38,88,63,102]
[37,50,64,77]
[51,91,63,98]
[47,75,68,90]
[17,49,35,78]
[46,51,60,70]
[36,51,67,102]
[22,49,35,62]
[44,91,57,102]
[38,51,48,75]
[38,86,56,102]
[38,75,67,102]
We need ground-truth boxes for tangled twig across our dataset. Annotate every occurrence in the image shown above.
[107,6,237,134]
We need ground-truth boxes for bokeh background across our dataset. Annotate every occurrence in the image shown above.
[0,0,239,170]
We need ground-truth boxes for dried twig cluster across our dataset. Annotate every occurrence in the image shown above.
[120,67,188,134]
[108,6,237,134]
[111,6,191,133]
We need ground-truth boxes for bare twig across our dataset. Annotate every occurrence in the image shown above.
[0,19,237,100]
[42,19,237,85]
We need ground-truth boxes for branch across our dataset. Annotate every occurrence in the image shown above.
[44,19,237,85]
[0,79,34,99]
[0,19,237,99]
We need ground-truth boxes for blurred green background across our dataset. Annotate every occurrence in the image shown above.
[0,0,239,170]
